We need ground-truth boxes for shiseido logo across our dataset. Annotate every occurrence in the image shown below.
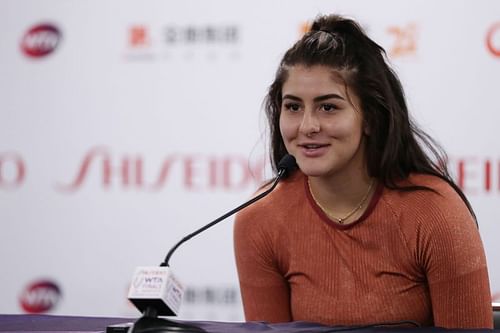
[486,22,500,57]
[55,147,265,192]
[19,280,62,313]
[448,156,500,194]
[20,23,62,58]
[0,153,26,189]
[6,149,500,196]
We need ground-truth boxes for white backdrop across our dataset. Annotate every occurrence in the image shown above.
[1,0,499,321]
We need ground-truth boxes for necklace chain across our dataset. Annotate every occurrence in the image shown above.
[308,178,374,224]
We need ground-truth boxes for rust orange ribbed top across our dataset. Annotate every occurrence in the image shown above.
[234,171,493,328]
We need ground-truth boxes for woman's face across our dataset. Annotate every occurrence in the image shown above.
[279,65,367,180]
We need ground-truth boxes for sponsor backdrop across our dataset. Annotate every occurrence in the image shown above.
[1,0,499,321]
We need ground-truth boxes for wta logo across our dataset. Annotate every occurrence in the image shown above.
[19,280,62,313]
[486,22,500,57]
[20,23,62,58]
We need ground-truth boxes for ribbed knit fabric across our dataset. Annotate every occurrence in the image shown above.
[234,171,493,328]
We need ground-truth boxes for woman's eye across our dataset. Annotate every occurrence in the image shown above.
[321,103,337,112]
[284,103,301,112]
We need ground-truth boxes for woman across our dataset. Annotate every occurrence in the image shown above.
[234,14,492,328]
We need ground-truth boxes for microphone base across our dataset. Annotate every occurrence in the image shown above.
[129,316,205,333]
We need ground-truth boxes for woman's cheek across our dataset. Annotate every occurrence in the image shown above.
[279,116,295,141]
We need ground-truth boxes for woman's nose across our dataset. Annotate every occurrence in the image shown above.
[299,110,320,137]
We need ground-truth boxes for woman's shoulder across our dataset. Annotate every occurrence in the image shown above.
[384,173,463,206]
[380,173,475,232]
[407,173,457,192]
[382,177,485,282]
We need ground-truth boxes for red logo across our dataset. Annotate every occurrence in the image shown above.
[55,147,266,192]
[299,22,311,36]
[20,24,62,58]
[486,22,500,57]
[387,23,418,58]
[129,25,150,48]
[448,156,500,195]
[19,280,62,313]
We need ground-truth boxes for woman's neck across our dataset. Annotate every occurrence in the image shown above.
[308,169,375,224]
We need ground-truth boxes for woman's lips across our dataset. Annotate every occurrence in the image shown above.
[298,143,330,157]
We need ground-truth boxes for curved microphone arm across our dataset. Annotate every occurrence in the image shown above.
[160,166,288,267]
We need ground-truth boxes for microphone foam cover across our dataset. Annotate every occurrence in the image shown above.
[277,154,297,177]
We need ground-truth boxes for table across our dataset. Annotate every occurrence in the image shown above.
[0,314,498,333]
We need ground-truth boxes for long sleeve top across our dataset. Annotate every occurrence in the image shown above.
[234,171,493,328]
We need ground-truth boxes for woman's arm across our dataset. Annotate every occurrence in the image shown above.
[418,187,493,328]
[234,210,292,322]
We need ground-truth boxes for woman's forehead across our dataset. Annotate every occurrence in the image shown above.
[282,65,351,98]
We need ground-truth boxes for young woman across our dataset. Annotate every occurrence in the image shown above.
[234,14,492,328]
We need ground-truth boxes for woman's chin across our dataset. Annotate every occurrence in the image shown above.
[298,166,333,178]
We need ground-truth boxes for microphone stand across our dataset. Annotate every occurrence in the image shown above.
[129,306,203,333]
[128,155,296,333]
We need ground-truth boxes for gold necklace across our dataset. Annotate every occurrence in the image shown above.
[308,178,374,224]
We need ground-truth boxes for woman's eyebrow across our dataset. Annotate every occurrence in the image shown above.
[282,94,302,101]
[314,94,345,102]
[282,93,345,102]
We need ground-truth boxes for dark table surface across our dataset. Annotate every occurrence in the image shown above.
[0,314,498,333]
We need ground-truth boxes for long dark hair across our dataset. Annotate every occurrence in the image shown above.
[264,14,475,219]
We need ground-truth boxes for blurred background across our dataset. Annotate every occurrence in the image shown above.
[0,0,499,321]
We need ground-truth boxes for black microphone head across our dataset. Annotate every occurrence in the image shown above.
[277,154,297,178]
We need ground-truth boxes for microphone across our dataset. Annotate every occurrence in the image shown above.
[125,154,297,333]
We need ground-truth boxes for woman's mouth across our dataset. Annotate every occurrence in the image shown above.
[299,143,330,157]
